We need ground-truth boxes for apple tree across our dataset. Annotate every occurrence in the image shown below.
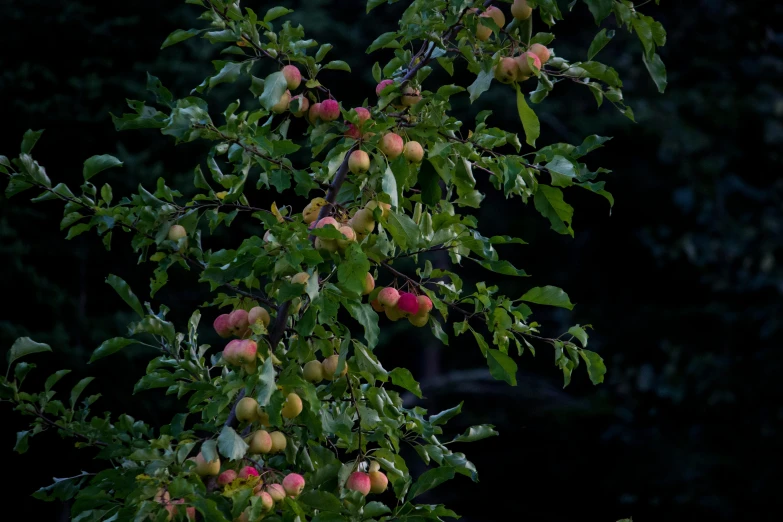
[1,0,666,520]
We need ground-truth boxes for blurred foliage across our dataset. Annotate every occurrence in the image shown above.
[1,0,781,521]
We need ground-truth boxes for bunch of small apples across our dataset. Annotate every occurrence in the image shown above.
[368,286,433,327]
[466,2,553,85]
[303,197,392,253]
[213,306,271,372]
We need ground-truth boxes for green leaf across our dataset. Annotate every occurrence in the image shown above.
[642,52,667,93]
[7,337,52,370]
[343,301,380,350]
[587,28,614,60]
[83,155,123,182]
[44,369,71,392]
[364,502,391,518]
[487,349,518,386]
[534,185,574,236]
[255,357,276,406]
[467,63,493,103]
[14,431,30,454]
[21,129,44,154]
[89,338,138,363]
[385,211,420,250]
[452,424,499,443]
[259,71,288,111]
[520,285,574,309]
[366,0,387,13]
[70,377,95,408]
[381,166,399,210]
[264,6,292,23]
[515,85,540,147]
[106,274,145,317]
[430,402,462,425]
[390,367,422,398]
[546,155,578,187]
[161,28,202,49]
[323,60,351,72]
[338,245,370,295]
[299,490,342,512]
[583,0,613,24]
[579,349,606,384]
[568,326,589,347]
[217,426,249,461]
[418,160,441,207]
[473,259,527,277]
[366,32,400,54]
[407,467,455,501]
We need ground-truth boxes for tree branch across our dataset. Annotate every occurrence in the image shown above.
[35,409,108,447]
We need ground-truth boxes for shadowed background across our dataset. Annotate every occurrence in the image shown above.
[1,1,781,520]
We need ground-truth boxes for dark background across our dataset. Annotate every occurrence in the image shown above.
[2,1,781,520]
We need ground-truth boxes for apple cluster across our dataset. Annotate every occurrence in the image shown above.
[368,286,433,327]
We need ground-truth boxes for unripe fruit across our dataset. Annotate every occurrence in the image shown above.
[290,94,310,117]
[248,430,273,454]
[168,225,187,241]
[236,396,259,423]
[266,483,286,502]
[281,392,303,419]
[281,65,301,90]
[378,287,400,308]
[218,469,237,486]
[315,237,339,252]
[213,313,232,338]
[369,471,389,494]
[272,90,291,114]
[408,313,429,327]
[379,133,404,159]
[238,466,259,479]
[269,431,287,453]
[256,491,274,511]
[228,309,250,337]
[193,452,220,476]
[511,0,533,20]
[416,295,433,316]
[248,306,271,328]
[291,272,310,286]
[349,208,376,237]
[476,14,493,41]
[320,99,340,121]
[495,57,519,84]
[346,472,371,496]
[403,141,424,162]
[400,86,421,106]
[385,305,404,321]
[322,354,347,380]
[375,79,394,96]
[315,217,340,230]
[370,299,384,313]
[337,225,357,248]
[154,488,171,504]
[529,43,551,64]
[369,461,381,473]
[282,473,306,497]
[362,273,375,296]
[515,52,541,77]
[256,408,270,426]
[365,200,391,219]
[485,6,506,28]
[308,102,322,124]
[397,292,420,316]
[303,197,327,223]
[348,150,371,174]
[303,360,324,382]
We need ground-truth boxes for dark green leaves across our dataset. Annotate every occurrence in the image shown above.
[70,377,95,407]
[452,424,499,443]
[418,160,441,207]
[643,52,668,93]
[337,244,370,295]
[89,338,138,363]
[259,72,288,111]
[6,337,52,369]
[588,28,614,60]
[217,426,249,460]
[21,129,44,154]
[486,349,517,386]
[255,357,276,407]
[407,467,455,501]
[106,274,145,317]
[583,0,613,24]
[515,85,540,147]
[534,185,574,236]
[520,285,574,309]
[579,349,606,384]
[343,301,380,349]
[390,367,422,398]
[161,28,203,49]
[467,61,493,103]
[545,155,578,187]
